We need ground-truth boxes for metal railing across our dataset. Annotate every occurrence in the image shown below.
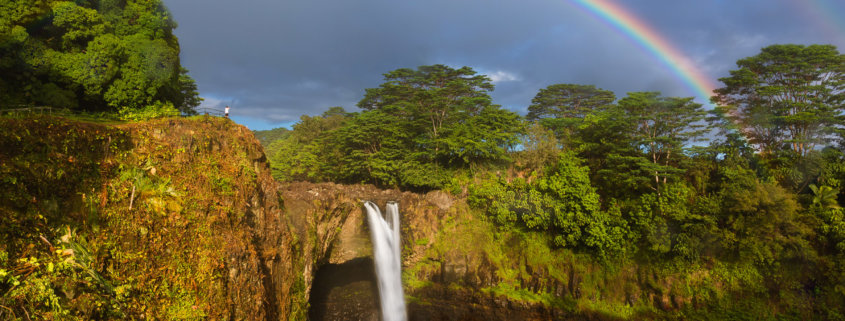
[194,107,226,117]
[0,106,228,120]
[0,106,54,116]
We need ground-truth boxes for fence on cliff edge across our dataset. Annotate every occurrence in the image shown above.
[0,106,227,119]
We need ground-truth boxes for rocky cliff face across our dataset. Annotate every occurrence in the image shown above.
[0,116,300,320]
[282,180,709,321]
[280,182,456,320]
[279,182,578,320]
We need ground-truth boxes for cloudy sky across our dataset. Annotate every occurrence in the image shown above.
[164,0,845,130]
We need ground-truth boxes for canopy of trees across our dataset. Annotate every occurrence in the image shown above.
[269,65,523,190]
[712,44,844,156]
[0,0,200,113]
[527,83,615,140]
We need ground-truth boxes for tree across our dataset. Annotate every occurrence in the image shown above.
[0,0,199,112]
[268,107,351,181]
[515,122,560,172]
[253,127,290,148]
[468,152,626,257]
[526,84,615,140]
[810,184,841,209]
[715,166,813,264]
[616,92,707,193]
[579,92,706,197]
[321,109,409,186]
[712,44,844,156]
[357,64,522,171]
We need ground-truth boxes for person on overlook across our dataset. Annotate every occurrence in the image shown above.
[225,105,230,117]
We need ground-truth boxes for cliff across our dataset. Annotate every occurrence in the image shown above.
[0,116,299,320]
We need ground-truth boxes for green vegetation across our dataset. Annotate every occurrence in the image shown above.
[712,44,844,156]
[0,0,200,113]
[268,65,523,190]
[0,116,290,320]
[253,126,291,148]
[264,44,844,319]
[2,7,844,316]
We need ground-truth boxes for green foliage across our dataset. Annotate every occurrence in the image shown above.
[358,65,522,168]
[253,126,290,148]
[118,101,180,121]
[268,107,350,182]
[712,44,844,156]
[0,0,200,112]
[514,122,559,171]
[615,92,707,192]
[322,109,408,186]
[564,92,706,200]
[816,208,845,253]
[810,184,840,209]
[527,83,615,140]
[715,166,813,265]
[469,152,626,258]
[0,116,129,256]
[267,65,522,190]
[0,227,129,320]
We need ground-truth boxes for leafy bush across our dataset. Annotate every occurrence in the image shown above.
[469,152,626,258]
[0,227,128,320]
[118,101,180,121]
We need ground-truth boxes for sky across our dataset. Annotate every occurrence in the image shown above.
[163,0,845,131]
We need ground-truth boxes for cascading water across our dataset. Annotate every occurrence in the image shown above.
[364,201,407,321]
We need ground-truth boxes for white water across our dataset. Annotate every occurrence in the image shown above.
[364,201,407,321]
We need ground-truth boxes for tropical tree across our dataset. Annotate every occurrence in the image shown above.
[357,64,522,171]
[526,84,615,140]
[468,152,626,257]
[321,109,409,186]
[810,184,841,209]
[268,107,351,181]
[515,122,560,171]
[579,92,706,196]
[712,44,844,156]
[617,92,707,191]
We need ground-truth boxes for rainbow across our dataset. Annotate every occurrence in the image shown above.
[570,0,719,104]
[795,0,845,44]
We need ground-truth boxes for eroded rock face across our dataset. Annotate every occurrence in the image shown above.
[280,182,453,295]
[0,117,305,320]
[279,182,570,320]
[119,118,301,320]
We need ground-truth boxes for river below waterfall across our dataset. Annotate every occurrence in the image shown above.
[308,258,380,321]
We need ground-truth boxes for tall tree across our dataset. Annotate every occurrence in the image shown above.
[578,92,706,197]
[357,64,521,170]
[712,44,844,156]
[617,92,707,192]
[526,84,615,140]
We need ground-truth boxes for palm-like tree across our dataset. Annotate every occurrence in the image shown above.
[810,184,841,209]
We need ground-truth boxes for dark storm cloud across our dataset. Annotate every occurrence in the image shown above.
[164,0,844,129]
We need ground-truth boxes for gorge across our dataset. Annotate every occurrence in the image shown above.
[1,116,839,320]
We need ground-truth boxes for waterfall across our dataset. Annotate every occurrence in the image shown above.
[364,201,407,321]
